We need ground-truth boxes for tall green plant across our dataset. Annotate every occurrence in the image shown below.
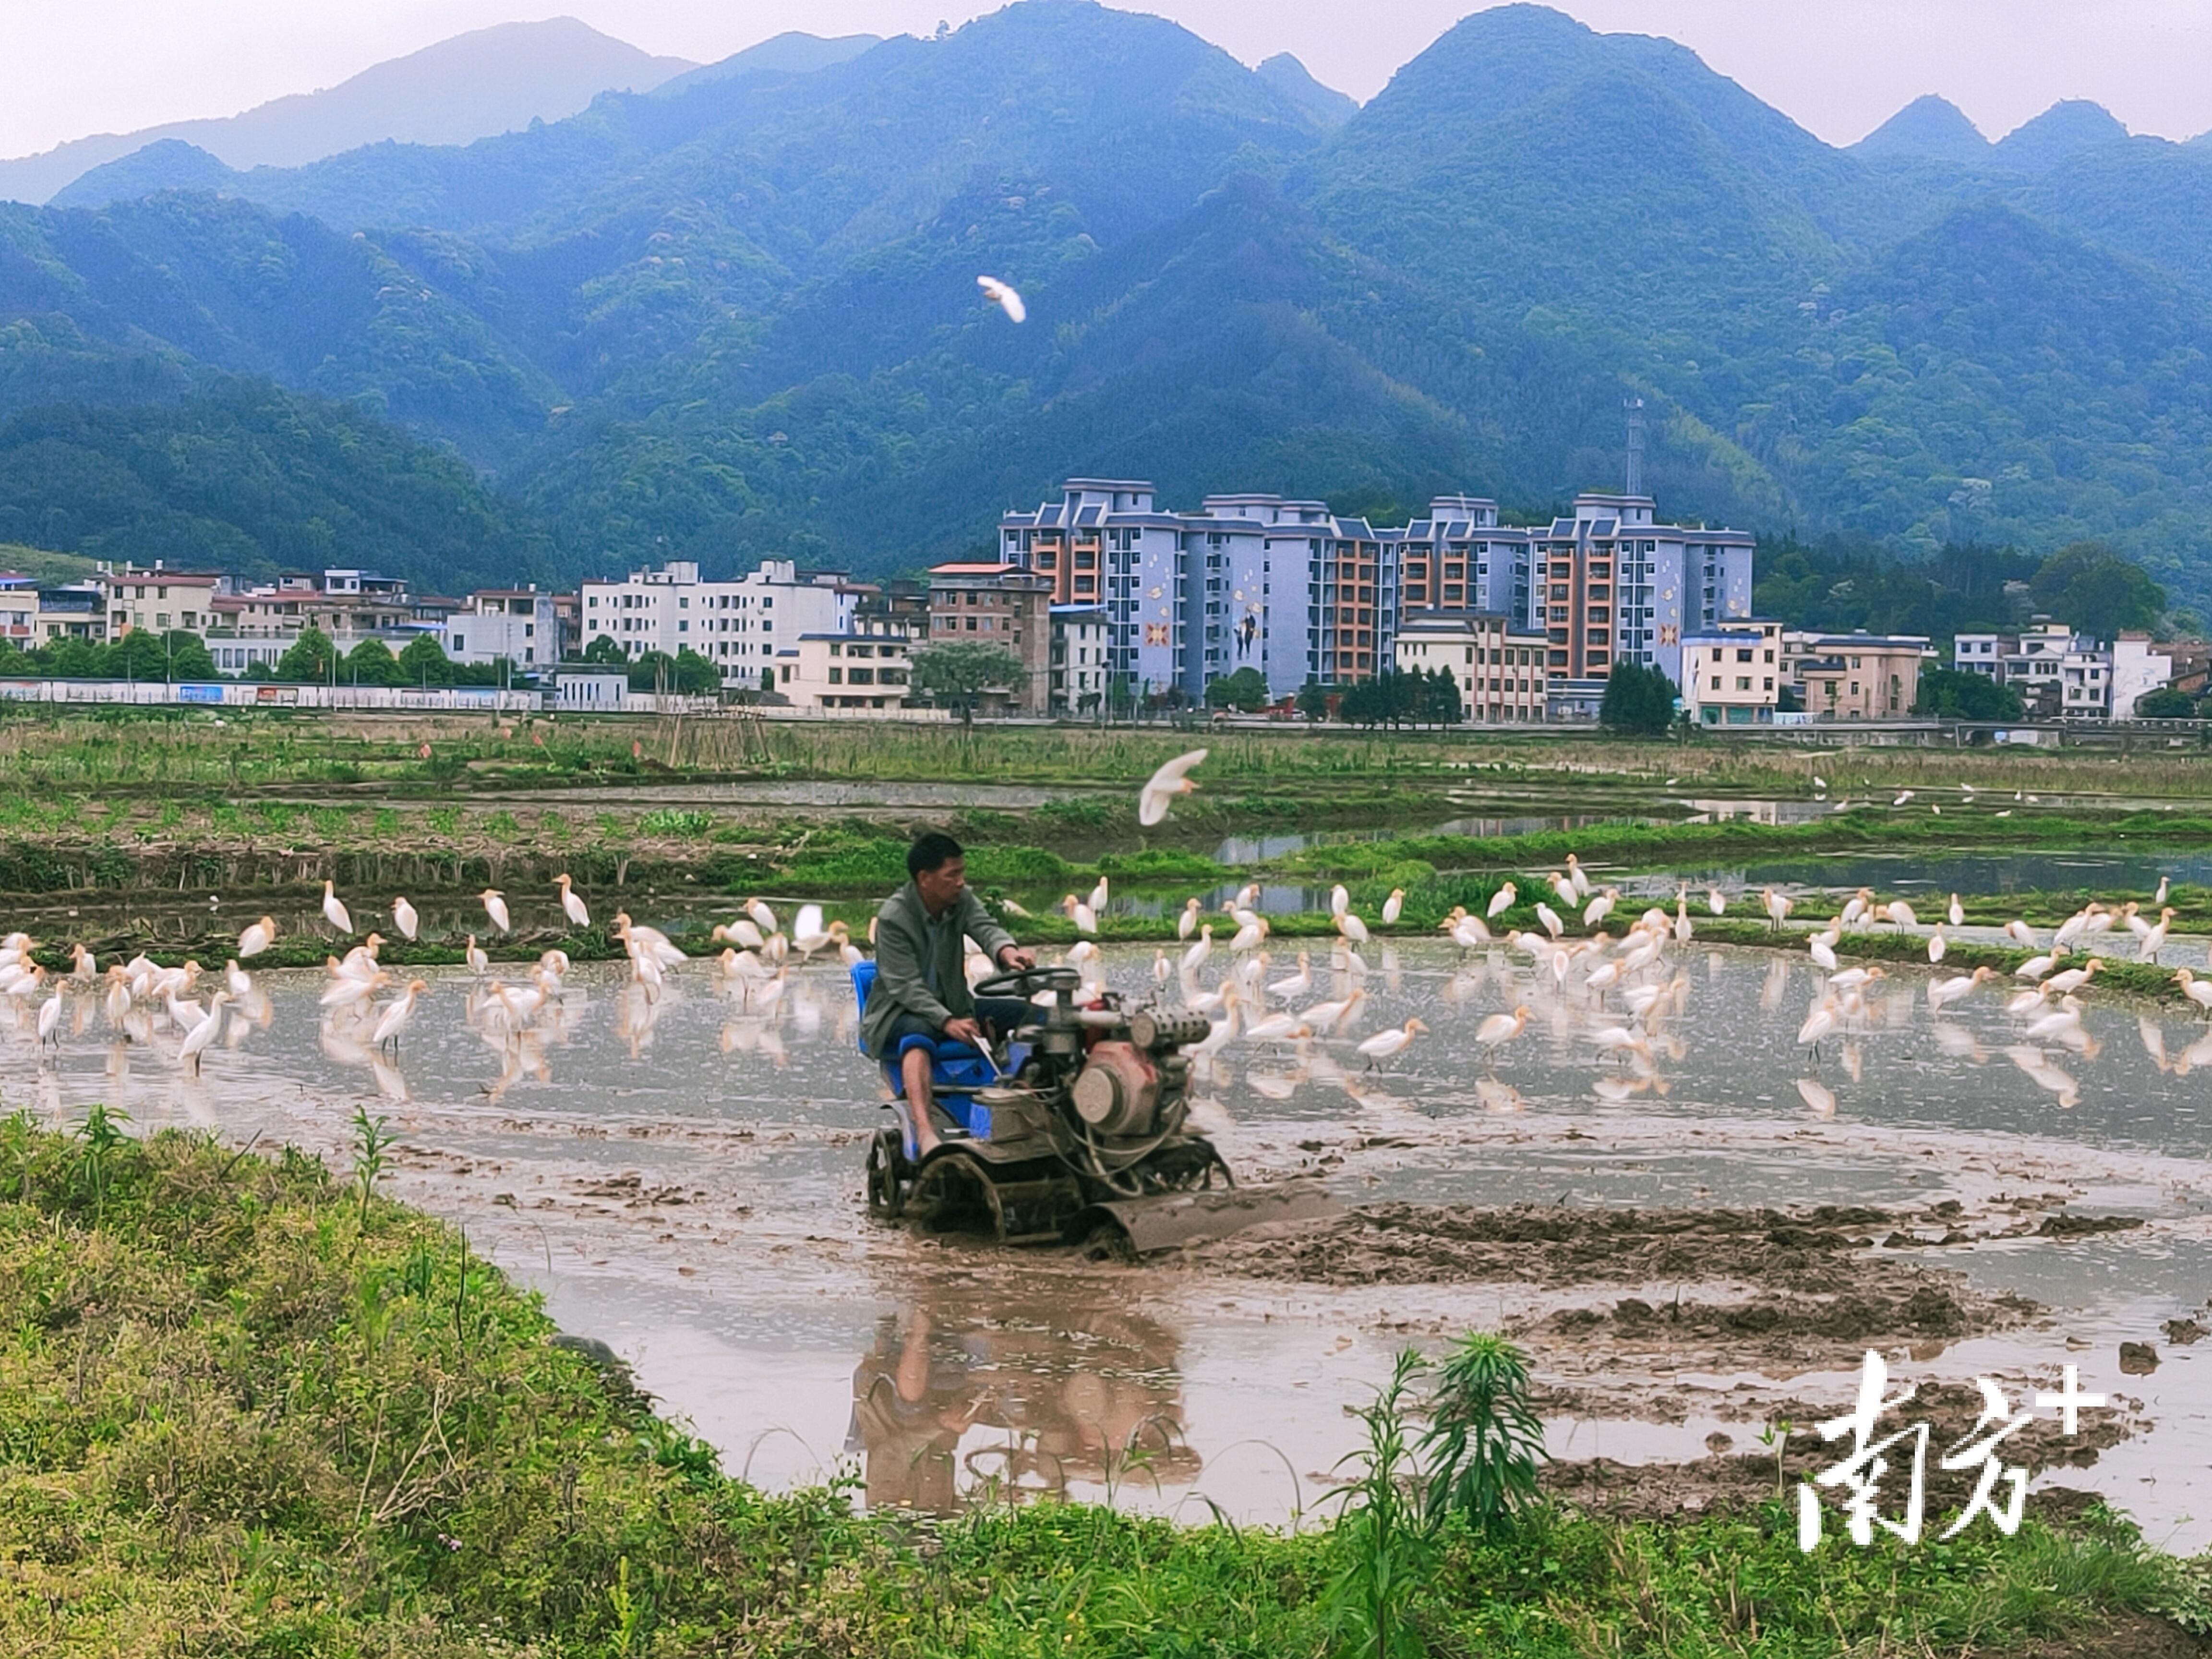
[1418,1332,1546,1532]
[1326,1349,1432,1659]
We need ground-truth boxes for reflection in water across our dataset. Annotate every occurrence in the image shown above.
[847,1299,1197,1514]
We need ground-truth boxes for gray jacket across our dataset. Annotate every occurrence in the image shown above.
[861,879,1016,1057]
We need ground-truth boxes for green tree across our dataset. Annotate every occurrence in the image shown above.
[1419,666,1464,727]
[672,648,721,696]
[162,630,217,680]
[45,637,103,678]
[581,634,628,667]
[398,633,457,686]
[2029,542,2168,641]
[107,629,169,681]
[342,638,407,686]
[1296,680,1331,722]
[1599,663,1677,735]
[2134,687,2196,719]
[911,642,1024,722]
[1914,666,2024,720]
[1205,666,1269,712]
[275,625,338,684]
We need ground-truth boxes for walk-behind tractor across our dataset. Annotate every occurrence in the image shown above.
[854,962,1334,1254]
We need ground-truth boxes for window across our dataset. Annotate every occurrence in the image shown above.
[1737,676,1751,691]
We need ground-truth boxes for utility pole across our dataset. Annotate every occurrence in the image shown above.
[1625,396,1646,496]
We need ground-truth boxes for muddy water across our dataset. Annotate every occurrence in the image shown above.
[10,938,2212,1541]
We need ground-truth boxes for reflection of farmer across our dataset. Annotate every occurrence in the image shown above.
[846,1300,1200,1513]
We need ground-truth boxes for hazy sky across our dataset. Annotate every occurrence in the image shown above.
[4,0,2211,160]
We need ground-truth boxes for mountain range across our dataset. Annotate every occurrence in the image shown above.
[0,19,700,207]
[3,1,2212,613]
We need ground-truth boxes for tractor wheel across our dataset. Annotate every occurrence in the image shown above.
[865,1128,906,1220]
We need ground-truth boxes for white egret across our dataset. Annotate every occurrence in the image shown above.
[976,274,1026,323]
[178,992,232,1072]
[1927,927,1946,963]
[1381,888,1405,926]
[1487,883,1516,920]
[1927,967,1994,1011]
[1336,911,1369,946]
[1182,925,1213,976]
[480,889,511,934]
[1534,902,1564,940]
[2175,969,2212,1017]
[1763,888,1792,930]
[321,882,351,935]
[556,874,591,928]
[1565,855,1592,900]
[373,980,428,1051]
[1948,893,1965,927]
[1355,1018,1424,1070]
[465,935,489,975]
[1475,1004,1531,1056]
[1138,749,1206,826]
[1177,898,1201,941]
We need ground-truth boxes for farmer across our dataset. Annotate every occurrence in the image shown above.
[861,831,1035,1158]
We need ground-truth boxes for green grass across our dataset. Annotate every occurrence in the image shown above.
[0,1118,2202,1658]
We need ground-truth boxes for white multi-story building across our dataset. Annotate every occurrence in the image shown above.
[1049,604,1109,714]
[442,589,563,671]
[1392,611,1551,722]
[1952,624,2118,718]
[578,559,857,685]
[776,615,918,714]
[2111,634,2177,719]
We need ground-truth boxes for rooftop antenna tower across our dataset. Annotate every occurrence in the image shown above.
[1624,396,1646,496]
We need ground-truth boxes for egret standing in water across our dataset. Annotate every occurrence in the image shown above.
[322,882,351,936]
[481,889,511,934]
[556,873,591,928]
[391,896,420,941]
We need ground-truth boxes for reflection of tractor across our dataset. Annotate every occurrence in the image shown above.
[854,962,1331,1253]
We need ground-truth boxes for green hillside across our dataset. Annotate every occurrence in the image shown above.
[1,0,2211,605]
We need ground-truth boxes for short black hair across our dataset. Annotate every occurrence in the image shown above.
[908,831,964,879]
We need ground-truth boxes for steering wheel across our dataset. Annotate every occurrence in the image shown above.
[973,964,1083,999]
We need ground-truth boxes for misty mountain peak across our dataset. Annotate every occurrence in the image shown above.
[1255,53,1358,128]
[1995,99,2131,173]
[1852,95,1989,164]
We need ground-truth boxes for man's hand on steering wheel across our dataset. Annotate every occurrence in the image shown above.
[996,944,1036,971]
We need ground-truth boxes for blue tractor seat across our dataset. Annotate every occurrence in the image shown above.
[851,960,1034,1155]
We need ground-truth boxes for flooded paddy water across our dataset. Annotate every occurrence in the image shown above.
[12,877,2212,1546]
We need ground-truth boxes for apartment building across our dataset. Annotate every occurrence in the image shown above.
[1392,611,1550,722]
[1682,620,1783,726]
[1050,604,1108,715]
[2111,635,2176,719]
[778,615,918,713]
[1953,624,2105,718]
[1525,494,1755,684]
[578,560,857,684]
[104,570,221,637]
[442,589,564,671]
[1789,630,1930,721]
[925,563,1052,713]
[998,480,1396,704]
[1394,497,1531,622]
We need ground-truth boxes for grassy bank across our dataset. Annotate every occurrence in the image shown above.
[1,1118,2204,1658]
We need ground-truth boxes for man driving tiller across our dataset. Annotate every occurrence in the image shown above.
[860,832,1036,1159]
